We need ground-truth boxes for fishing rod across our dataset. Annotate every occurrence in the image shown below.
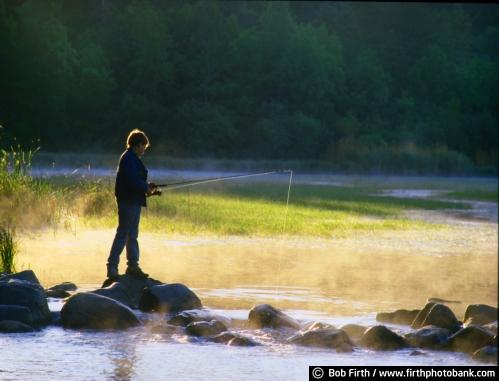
[154,169,292,191]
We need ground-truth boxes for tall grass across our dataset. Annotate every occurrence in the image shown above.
[0,227,17,274]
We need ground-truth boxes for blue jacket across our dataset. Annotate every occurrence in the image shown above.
[114,149,148,207]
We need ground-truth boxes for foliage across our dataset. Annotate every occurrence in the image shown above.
[0,227,16,273]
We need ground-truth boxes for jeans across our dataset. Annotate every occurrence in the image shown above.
[107,202,142,269]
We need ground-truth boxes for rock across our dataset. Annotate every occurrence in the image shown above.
[0,270,41,285]
[411,302,435,329]
[464,304,498,326]
[50,311,61,326]
[427,297,461,304]
[339,324,367,342]
[288,328,353,352]
[420,304,461,332]
[93,275,162,309]
[46,282,77,292]
[185,320,227,337]
[0,280,51,326]
[228,336,260,347]
[301,321,336,331]
[404,326,450,349]
[167,309,232,328]
[209,332,238,344]
[248,304,300,330]
[360,325,409,351]
[0,305,34,326]
[472,346,497,364]
[0,320,35,333]
[410,350,427,356]
[61,292,140,330]
[446,326,495,354]
[376,309,420,325]
[482,321,497,335]
[139,283,202,313]
[45,289,71,298]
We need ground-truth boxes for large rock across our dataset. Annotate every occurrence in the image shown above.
[248,304,300,330]
[93,275,162,309]
[45,289,71,298]
[209,332,260,346]
[0,320,35,333]
[61,292,140,330]
[376,309,420,326]
[473,346,497,364]
[139,283,202,313]
[339,324,367,343]
[288,328,353,352]
[167,309,232,328]
[0,280,51,326]
[0,305,33,326]
[464,304,498,326]
[404,326,450,349]
[360,325,409,351]
[185,320,227,337]
[411,302,436,329]
[420,304,461,332]
[46,282,77,292]
[445,326,495,354]
[0,270,41,285]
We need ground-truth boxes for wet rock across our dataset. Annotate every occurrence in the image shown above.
[411,302,435,329]
[376,309,420,325]
[301,321,336,331]
[167,309,232,328]
[288,328,353,352]
[45,289,71,298]
[46,282,77,292]
[93,275,162,309]
[339,324,367,343]
[0,305,33,326]
[0,280,51,326]
[472,346,497,364]
[404,326,450,349]
[248,304,300,330]
[50,311,61,326]
[464,304,498,326]
[359,325,409,351]
[427,297,461,304]
[139,283,202,313]
[482,321,497,335]
[0,320,35,333]
[445,326,495,354]
[228,336,260,347]
[185,320,227,337]
[420,304,461,332]
[0,270,41,285]
[410,350,427,356]
[209,332,238,344]
[61,292,140,330]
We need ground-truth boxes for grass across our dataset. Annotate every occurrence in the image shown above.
[0,227,17,273]
[444,190,498,202]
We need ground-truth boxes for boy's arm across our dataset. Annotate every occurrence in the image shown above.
[121,154,149,193]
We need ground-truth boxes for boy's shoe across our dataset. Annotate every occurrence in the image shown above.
[126,265,149,279]
[107,267,119,281]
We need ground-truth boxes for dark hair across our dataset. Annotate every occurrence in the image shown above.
[126,129,150,149]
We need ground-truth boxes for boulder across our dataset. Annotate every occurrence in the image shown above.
[404,326,450,349]
[377,309,420,326]
[61,292,140,330]
[420,304,461,332]
[208,332,260,346]
[185,320,227,337]
[427,297,461,304]
[411,302,435,329]
[482,321,497,335]
[248,304,300,330]
[46,282,77,292]
[0,320,35,333]
[139,283,202,313]
[464,304,498,326]
[339,324,367,342]
[301,321,336,331]
[288,328,353,352]
[209,332,238,343]
[360,325,409,351]
[167,309,232,328]
[445,326,495,354]
[472,346,497,364]
[0,280,51,326]
[0,270,41,285]
[0,305,34,326]
[45,289,71,298]
[93,275,162,309]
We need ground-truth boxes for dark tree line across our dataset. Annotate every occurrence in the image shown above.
[1,1,497,173]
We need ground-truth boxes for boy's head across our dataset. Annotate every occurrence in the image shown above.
[126,129,150,149]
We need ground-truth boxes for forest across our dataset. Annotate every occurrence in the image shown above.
[1,1,498,174]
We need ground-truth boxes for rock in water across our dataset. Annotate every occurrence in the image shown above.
[464,304,498,326]
[185,320,227,337]
[61,292,140,330]
[46,282,77,292]
[473,346,497,364]
[339,324,367,343]
[288,328,353,352]
[0,320,35,333]
[421,304,461,332]
[248,304,300,330]
[404,326,450,349]
[0,280,51,326]
[139,283,202,313]
[0,270,41,285]
[45,289,71,298]
[376,309,420,325]
[411,303,436,329]
[167,309,232,328]
[0,305,34,326]
[446,326,495,354]
[360,325,409,351]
